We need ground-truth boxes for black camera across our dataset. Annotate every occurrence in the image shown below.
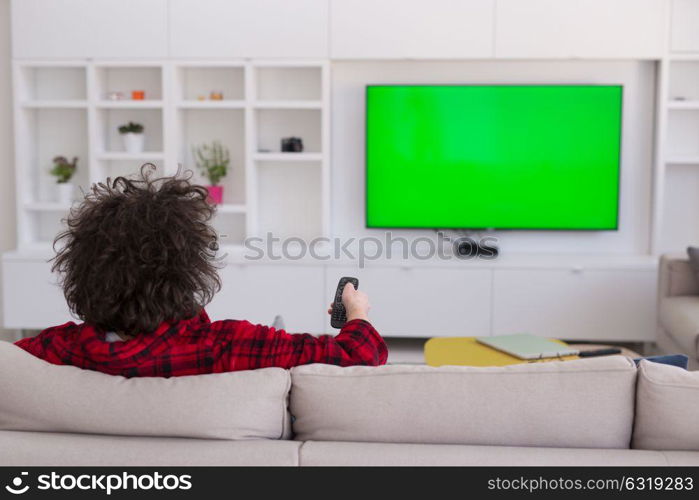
[281,137,304,152]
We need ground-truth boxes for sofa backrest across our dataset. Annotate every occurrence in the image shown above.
[0,342,291,440]
[659,255,699,299]
[633,360,699,451]
[290,356,637,449]
[8,338,699,452]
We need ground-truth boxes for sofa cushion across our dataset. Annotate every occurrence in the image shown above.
[0,341,290,440]
[0,430,300,466]
[658,296,699,358]
[298,441,675,466]
[290,356,636,449]
[633,360,699,451]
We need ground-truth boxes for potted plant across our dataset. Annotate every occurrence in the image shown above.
[50,156,77,205]
[118,121,145,153]
[193,141,230,204]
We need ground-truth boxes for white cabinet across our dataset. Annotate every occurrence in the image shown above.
[11,0,168,58]
[1,258,326,333]
[671,0,699,52]
[2,259,72,329]
[326,266,492,337]
[169,0,329,58]
[330,0,495,59]
[207,264,326,334]
[2,256,658,342]
[11,0,674,60]
[492,268,657,341]
[495,0,667,59]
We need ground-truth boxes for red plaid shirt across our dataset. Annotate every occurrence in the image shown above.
[15,310,387,377]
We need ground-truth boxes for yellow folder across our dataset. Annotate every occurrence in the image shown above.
[424,337,579,367]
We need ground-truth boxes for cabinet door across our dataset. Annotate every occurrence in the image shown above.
[11,0,168,58]
[495,0,667,59]
[330,0,494,59]
[169,0,329,58]
[325,266,492,337]
[2,260,72,329]
[493,268,657,341]
[207,264,326,334]
[671,0,699,52]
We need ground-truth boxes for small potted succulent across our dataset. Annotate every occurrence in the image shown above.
[50,156,78,204]
[118,121,145,153]
[193,141,230,204]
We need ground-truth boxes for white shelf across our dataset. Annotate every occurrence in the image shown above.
[667,156,699,165]
[93,61,164,68]
[21,100,88,109]
[25,202,71,212]
[669,54,699,61]
[15,60,87,68]
[95,100,164,109]
[96,152,165,161]
[251,60,326,68]
[216,204,246,214]
[253,100,322,109]
[174,61,246,68]
[176,100,245,109]
[668,100,699,110]
[253,152,323,162]
[12,60,329,249]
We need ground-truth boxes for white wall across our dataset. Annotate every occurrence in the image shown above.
[331,60,656,255]
[0,0,16,341]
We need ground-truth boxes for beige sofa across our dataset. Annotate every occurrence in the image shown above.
[1,341,698,466]
[658,255,699,370]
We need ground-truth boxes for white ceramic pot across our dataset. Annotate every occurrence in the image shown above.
[56,183,73,205]
[122,133,145,153]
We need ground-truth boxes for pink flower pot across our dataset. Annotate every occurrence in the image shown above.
[206,185,223,204]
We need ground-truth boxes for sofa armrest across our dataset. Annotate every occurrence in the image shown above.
[659,254,699,300]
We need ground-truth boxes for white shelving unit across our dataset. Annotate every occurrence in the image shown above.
[653,53,699,254]
[12,60,330,251]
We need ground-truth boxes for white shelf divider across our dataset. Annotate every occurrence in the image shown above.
[21,100,88,109]
[666,156,699,165]
[668,100,699,110]
[253,152,323,162]
[320,61,330,239]
[96,152,166,161]
[95,100,164,109]
[25,202,72,212]
[244,61,258,238]
[162,61,177,177]
[252,100,322,109]
[176,100,245,109]
[251,60,327,68]
[216,204,247,214]
[86,61,100,202]
[669,55,699,61]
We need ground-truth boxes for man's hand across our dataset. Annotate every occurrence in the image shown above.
[327,282,371,322]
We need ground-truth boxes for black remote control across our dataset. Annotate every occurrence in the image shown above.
[331,277,359,329]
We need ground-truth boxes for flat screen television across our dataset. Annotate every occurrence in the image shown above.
[365,84,622,230]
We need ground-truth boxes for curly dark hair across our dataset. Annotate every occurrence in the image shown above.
[52,165,221,335]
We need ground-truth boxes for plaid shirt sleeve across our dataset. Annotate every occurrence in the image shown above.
[213,319,388,371]
[14,312,388,377]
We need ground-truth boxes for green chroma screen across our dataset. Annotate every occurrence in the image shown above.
[366,85,622,230]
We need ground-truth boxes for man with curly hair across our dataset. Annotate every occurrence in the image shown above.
[15,166,387,377]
